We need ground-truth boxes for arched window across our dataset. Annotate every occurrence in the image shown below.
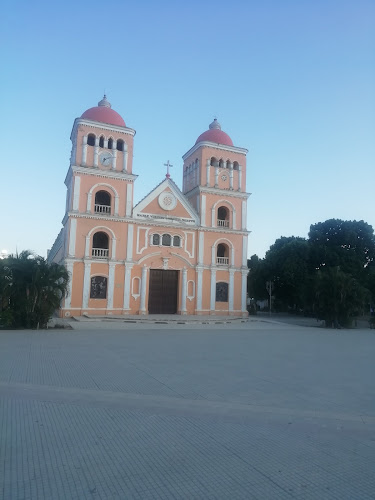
[217,206,229,227]
[108,138,113,149]
[216,282,228,302]
[233,161,239,170]
[87,134,96,146]
[99,136,104,148]
[219,159,225,169]
[90,276,107,299]
[216,243,229,266]
[210,157,217,167]
[117,139,124,152]
[94,191,111,214]
[152,234,160,245]
[173,235,181,247]
[162,234,171,246]
[92,231,109,258]
[226,160,231,169]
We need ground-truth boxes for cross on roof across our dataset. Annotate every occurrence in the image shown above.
[164,160,173,179]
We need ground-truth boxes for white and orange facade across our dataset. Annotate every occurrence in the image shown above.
[48,96,250,317]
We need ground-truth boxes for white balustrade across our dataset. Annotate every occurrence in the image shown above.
[92,248,109,258]
[94,204,111,214]
[217,219,229,228]
[216,256,229,266]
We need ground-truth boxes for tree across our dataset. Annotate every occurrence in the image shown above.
[263,237,311,311]
[314,266,370,328]
[309,219,375,278]
[0,251,69,329]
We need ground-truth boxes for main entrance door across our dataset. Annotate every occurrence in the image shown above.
[148,270,178,314]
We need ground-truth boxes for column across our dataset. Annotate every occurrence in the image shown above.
[206,159,210,187]
[242,200,247,230]
[229,162,234,190]
[126,184,132,216]
[94,137,99,167]
[85,236,90,257]
[181,268,187,314]
[107,263,116,310]
[241,269,248,313]
[104,138,108,148]
[87,191,92,213]
[68,218,77,257]
[210,268,216,313]
[72,176,81,211]
[238,165,242,191]
[198,231,204,265]
[82,261,91,310]
[214,165,219,187]
[123,144,128,172]
[114,196,119,216]
[112,149,117,170]
[139,266,148,314]
[111,238,117,260]
[64,261,74,309]
[242,235,248,267]
[196,267,203,312]
[200,195,206,227]
[229,269,235,312]
[126,224,134,260]
[123,263,133,311]
[81,136,88,166]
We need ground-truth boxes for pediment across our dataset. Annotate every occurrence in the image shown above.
[133,178,199,226]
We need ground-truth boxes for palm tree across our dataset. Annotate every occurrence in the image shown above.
[0,251,69,329]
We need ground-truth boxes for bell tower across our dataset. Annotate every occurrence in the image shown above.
[181,119,250,315]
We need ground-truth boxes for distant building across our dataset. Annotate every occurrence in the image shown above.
[48,96,250,317]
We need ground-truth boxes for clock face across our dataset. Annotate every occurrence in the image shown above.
[99,152,113,167]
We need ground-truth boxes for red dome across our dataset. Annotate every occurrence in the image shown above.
[195,119,233,146]
[81,96,126,127]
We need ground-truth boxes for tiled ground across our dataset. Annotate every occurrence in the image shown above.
[1,323,374,499]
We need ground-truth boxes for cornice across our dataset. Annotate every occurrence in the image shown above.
[185,186,251,199]
[71,165,138,182]
[182,141,248,160]
[70,118,136,140]
[66,211,249,235]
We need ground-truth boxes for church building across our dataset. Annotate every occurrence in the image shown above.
[48,96,250,317]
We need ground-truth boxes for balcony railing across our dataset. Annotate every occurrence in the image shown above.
[92,248,109,258]
[95,204,111,214]
[217,219,229,227]
[216,256,229,266]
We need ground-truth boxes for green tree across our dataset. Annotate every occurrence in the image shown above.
[315,266,370,328]
[309,219,375,279]
[263,237,311,311]
[0,251,69,329]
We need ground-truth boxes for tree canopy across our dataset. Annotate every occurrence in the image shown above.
[248,219,375,327]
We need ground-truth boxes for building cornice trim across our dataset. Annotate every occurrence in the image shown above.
[70,118,136,140]
[182,142,248,160]
[71,165,138,182]
[185,186,251,199]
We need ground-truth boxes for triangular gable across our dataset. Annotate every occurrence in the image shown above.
[133,178,199,226]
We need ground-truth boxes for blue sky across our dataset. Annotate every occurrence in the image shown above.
[1,0,374,258]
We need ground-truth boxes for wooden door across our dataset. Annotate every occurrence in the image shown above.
[148,270,178,314]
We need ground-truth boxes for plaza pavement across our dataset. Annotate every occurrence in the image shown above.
[0,320,374,499]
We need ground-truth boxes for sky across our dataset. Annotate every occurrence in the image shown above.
[1,0,374,259]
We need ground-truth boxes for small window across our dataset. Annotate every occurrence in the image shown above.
[216,282,228,302]
[108,138,113,149]
[152,234,160,245]
[99,136,104,148]
[173,236,181,247]
[90,276,107,299]
[233,161,239,170]
[117,139,124,152]
[210,157,217,167]
[87,134,95,146]
[162,234,171,246]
